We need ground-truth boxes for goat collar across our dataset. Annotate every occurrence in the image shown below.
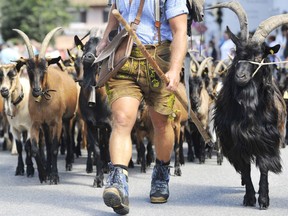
[12,85,24,106]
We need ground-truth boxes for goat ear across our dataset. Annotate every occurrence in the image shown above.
[47,56,61,66]
[15,58,27,72]
[265,44,281,56]
[226,26,240,48]
[74,36,84,51]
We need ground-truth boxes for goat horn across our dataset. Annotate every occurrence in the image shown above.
[39,27,62,59]
[89,27,98,38]
[206,1,249,41]
[13,29,35,58]
[251,14,288,44]
[188,51,200,73]
[214,60,227,75]
[207,59,214,78]
[197,57,213,77]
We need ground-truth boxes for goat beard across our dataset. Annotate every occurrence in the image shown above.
[234,81,259,114]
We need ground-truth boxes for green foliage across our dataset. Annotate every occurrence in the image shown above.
[0,0,72,42]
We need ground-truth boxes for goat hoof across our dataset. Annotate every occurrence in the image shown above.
[258,196,269,210]
[86,168,93,173]
[174,167,182,176]
[187,154,195,162]
[86,164,93,173]
[243,194,256,206]
[259,204,268,210]
[49,174,59,185]
[93,177,104,188]
[15,167,24,176]
[217,158,223,165]
[38,174,47,183]
[66,163,73,171]
[199,159,205,164]
[103,165,109,174]
[26,166,35,177]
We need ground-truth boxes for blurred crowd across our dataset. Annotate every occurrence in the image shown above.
[2,24,288,65]
[188,24,288,65]
[0,40,68,64]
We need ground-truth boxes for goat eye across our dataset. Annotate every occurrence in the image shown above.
[8,71,16,78]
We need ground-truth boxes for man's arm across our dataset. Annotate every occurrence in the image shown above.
[96,4,119,56]
[166,13,188,92]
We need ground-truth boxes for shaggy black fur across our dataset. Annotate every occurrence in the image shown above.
[214,27,286,209]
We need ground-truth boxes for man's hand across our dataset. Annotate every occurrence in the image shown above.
[165,70,180,92]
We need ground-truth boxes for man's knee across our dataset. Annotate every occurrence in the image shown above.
[112,111,136,129]
[149,110,171,133]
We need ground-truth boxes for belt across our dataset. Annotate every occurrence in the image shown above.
[131,41,171,58]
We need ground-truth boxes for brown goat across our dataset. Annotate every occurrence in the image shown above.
[14,27,78,184]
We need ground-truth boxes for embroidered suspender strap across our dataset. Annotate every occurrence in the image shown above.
[154,0,161,43]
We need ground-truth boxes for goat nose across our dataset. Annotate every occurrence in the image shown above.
[83,52,95,63]
[33,87,41,93]
[192,97,198,103]
[32,87,42,97]
[0,87,9,98]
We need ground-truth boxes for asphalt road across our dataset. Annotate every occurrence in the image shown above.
[0,145,288,216]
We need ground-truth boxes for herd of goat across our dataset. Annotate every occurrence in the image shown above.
[1,1,288,210]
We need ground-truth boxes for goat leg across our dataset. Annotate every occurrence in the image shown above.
[258,167,270,209]
[31,139,47,183]
[15,139,24,176]
[241,162,256,207]
[25,139,34,177]
[50,136,60,185]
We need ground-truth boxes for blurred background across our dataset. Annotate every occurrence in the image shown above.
[0,0,288,60]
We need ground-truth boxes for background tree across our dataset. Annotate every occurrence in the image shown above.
[0,0,72,42]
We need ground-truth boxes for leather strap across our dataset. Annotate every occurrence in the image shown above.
[133,0,145,25]
[12,85,24,106]
[154,0,161,43]
[94,0,145,64]
[115,0,145,26]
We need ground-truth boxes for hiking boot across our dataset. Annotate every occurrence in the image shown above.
[150,161,170,203]
[103,163,129,215]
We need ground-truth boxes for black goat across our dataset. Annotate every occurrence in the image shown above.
[212,2,287,209]
[74,28,111,187]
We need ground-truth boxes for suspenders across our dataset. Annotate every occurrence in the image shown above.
[154,0,162,43]
[115,0,163,44]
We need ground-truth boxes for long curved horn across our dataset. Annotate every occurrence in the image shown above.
[214,60,227,75]
[89,27,98,38]
[13,29,35,58]
[205,1,249,41]
[188,50,200,74]
[251,14,288,44]
[197,57,213,77]
[39,27,62,59]
[207,59,214,78]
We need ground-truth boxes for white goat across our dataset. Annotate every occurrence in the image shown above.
[0,63,34,176]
